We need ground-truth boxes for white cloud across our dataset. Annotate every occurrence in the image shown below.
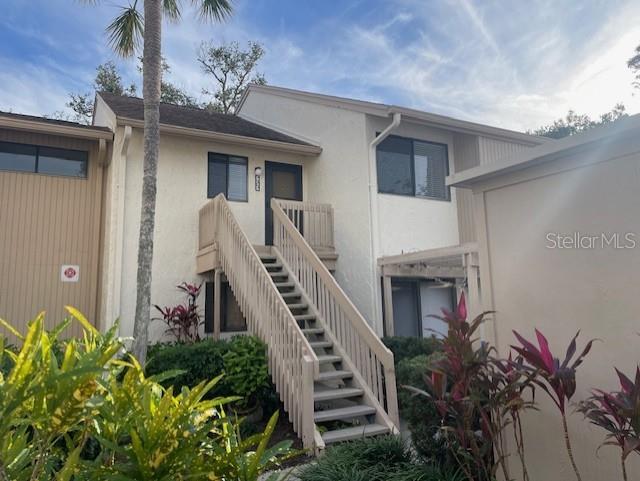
[1,0,639,134]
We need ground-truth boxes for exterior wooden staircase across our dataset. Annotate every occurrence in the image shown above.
[259,253,392,444]
[197,195,399,452]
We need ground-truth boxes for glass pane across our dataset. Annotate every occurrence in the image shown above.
[227,157,247,201]
[271,170,297,199]
[0,142,37,173]
[414,141,449,199]
[208,159,227,198]
[391,281,420,337]
[377,136,413,195]
[38,147,88,178]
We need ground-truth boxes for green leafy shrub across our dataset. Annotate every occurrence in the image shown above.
[146,336,279,415]
[0,308,123,481]
[0,311,299,481]
[145,337,230,395]
[223,336,270,408]
[382,336,441,365]
[298,436,461,481]
[395,354,450,465]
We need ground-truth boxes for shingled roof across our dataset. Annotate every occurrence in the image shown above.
[98,92,311,146]
[0,110,112,133]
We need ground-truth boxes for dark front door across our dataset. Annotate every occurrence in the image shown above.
[265,161,303,245]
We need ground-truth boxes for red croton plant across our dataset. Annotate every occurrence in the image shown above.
[511,328,596,481]
[153,282,203,343]
[578,366,640,481]
[408,293,536,481]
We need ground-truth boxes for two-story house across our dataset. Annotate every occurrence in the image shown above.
[0,85,547,451]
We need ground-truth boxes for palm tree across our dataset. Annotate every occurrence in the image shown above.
[85,0,233,363]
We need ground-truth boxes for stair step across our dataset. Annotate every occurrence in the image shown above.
[314,387,363,402]
[317,354,342,364]
[295,314,316,321]
[259,255,277,263]
[317,370,353,382]
[302,327,324,335]
[314,405,377,423]
[265,263,283,271]
[281,291,301,299]
[310,340,333,349]
[269,271,288,278]
[287,303,308,311]
[321,424,389,444]
[275,281,295,289]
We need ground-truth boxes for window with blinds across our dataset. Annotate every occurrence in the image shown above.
[207,153,248,201]
[376,135,450,200]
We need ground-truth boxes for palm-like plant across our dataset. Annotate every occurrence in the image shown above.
[512,329,596,481]
[578,367,640,481]
[82,0,233,363]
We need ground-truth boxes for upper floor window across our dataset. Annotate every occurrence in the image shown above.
[207,152,248,201]
[0,141,88,178]
[376,135,450,200]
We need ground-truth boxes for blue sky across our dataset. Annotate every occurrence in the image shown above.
[1,0,639,131]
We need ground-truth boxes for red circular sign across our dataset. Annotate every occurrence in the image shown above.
[64,267,77,279]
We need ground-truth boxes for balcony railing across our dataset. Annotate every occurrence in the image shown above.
[276,199,334,251]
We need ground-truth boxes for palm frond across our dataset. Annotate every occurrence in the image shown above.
[106,3,144,57]
[194,0,233,21]
[163,0,181,22]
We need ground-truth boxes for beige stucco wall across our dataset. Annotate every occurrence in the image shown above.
[112,127,307,340]
[473,137,640,480]
[240,91,378,323]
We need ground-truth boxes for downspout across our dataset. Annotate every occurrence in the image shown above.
[368,111,401,335]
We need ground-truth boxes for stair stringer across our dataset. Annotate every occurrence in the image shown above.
[271,247,399,436]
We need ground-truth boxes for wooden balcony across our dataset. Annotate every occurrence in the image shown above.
[197,197,338,274]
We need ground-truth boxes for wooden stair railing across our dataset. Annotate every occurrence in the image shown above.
[272,198,400,432]
[206,194,321,449]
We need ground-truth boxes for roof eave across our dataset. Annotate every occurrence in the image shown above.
[241,84,547,145]
[447,114,640,189]
[117,116,322,156]
[0,115,114,141]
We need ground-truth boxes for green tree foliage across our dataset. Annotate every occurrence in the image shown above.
[628,43,640,90]
[198,41,267,113]
[531,103,627,139]
[55,61,136,124]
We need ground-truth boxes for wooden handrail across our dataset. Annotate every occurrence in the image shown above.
[275,199,335,250]
[272,198,399,428]
[203,195,320,449]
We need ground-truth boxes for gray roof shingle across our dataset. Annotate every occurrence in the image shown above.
[99,92,311,146]
[0,111,112,133]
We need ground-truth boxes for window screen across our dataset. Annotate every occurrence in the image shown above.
[377,136,413,195]
[376,135,450,200]
[414,141,448,200]
[207,153,248,201]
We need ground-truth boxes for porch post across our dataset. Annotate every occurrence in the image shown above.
[465,252,481,324]
[382,273,394,337]
[213,268,222,340]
